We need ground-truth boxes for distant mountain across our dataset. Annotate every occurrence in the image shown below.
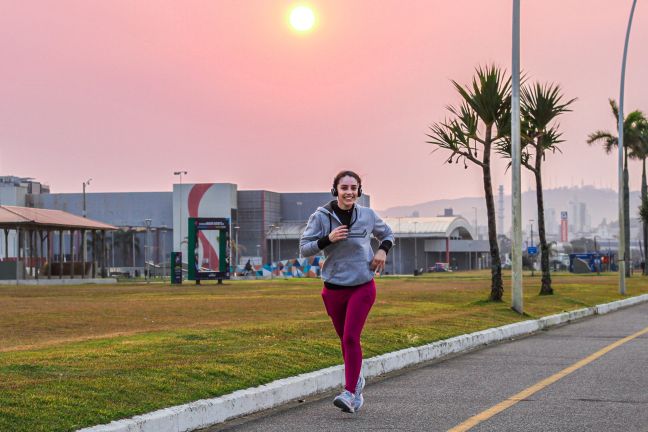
[379,186,641,234]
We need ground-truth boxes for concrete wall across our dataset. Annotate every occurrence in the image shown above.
[38,192,173,227]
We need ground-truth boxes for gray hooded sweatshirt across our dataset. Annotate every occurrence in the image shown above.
[300,202,394,286]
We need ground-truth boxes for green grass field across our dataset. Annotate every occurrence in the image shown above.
[1,271,647,431]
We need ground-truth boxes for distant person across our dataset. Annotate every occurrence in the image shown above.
[244,259,253,275]
[300,170,394,414]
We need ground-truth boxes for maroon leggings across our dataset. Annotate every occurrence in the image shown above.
[321,279,376,393]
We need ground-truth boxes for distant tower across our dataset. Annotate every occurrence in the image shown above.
[498,185,505,236]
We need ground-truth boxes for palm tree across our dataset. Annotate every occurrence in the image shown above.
[587,100,647,277]
[427,65,510,301]
[500,82,575,294]
[640,195,648,226]
[631,128,648,275]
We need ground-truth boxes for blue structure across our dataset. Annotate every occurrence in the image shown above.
[569,253,616,273]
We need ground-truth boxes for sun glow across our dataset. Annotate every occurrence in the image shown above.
[289,5,315,32]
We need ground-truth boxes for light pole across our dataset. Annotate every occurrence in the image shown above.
[472,206,478,238]
[268,224,276,279]
[529,219,534,247]
[529,219,535,277]
[144,219,152,282]
[173,171,188,255]
[511,0,523,313]
[617,0,637,294]
[82,178,92,218]
[82,178,92,270]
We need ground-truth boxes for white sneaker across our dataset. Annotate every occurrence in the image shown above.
[353,375,365,412]
[333,390,355,413]
[353,393,364,412]
[355,375,365,396]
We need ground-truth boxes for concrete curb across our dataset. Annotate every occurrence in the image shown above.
[78,293,648,432]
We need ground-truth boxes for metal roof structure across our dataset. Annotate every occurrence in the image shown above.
[266,216,475,240]
[382,217,474,239]
[0,206,117,230]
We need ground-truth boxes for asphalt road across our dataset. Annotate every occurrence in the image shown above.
[210,302,648,432]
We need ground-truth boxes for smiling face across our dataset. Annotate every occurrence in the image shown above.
[336,175,360,210]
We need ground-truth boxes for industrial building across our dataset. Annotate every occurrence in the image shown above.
[1,176,489,275]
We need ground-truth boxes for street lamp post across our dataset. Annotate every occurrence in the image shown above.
[82,178,92,218]
[529,219,535,277]
[268,224,276,279]
[617,0,638,295]
[511,0,523,313]
[173,171,188,255]
[82,178,92,270]
[529,220,534,247]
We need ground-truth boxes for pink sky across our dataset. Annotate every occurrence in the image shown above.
[1,1,647,210]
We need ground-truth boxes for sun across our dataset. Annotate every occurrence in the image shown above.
[289,5,315,32]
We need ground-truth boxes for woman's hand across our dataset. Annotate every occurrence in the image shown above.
[328,225,348,243]
[371,249,387,273]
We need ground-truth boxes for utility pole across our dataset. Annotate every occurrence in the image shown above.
[617,0,637,295]
[511,0,524,313]
[82,178,91,273]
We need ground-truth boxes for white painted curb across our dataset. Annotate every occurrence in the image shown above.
[78,293,648,432]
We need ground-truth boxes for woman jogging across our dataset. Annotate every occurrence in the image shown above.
[300,170,394,413]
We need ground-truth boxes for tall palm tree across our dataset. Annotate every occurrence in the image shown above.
[500,82,575,295]
[427,65,510,301]
[587,100,647,277]
[632,128,648,274]
[640,195,648,226]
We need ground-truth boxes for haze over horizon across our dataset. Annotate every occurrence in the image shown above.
[2,1,647,210]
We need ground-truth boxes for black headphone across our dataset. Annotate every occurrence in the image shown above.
[331,181,362,197]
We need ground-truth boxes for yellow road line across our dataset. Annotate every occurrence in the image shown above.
[448,324,648,432]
